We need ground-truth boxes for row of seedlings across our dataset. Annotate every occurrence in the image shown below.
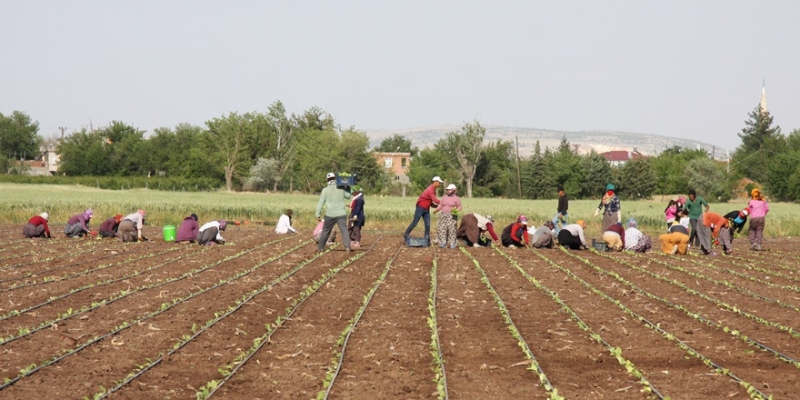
[0,236,301,387]
[427,247,448,400]
[316,245,404,400]
[88,239,328,398]
[459,247,562,399]
[194,237,383,399]
[493,247,663,399]
[0,239,102,276]
[547,248,771,399]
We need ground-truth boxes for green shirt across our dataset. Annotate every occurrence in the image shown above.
[316,184,351,218]
[684,196,708,219]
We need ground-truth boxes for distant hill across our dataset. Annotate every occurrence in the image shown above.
[366,125,728,159]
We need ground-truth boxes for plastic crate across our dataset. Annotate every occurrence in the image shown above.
[407,236,429,247]
[335,174,356,187]
[591,238,608,251]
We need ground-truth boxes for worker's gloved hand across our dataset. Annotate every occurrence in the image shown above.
[593,209,599,218]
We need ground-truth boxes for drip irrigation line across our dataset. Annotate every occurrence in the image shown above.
[429,246,449,400]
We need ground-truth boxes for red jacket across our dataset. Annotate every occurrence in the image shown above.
[416,184,441,210]
[510,222,529,245]
[27,215,50,237]
[702,212,729,238]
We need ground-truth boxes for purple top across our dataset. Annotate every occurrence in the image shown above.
[176,216,199,242]
[435,194,462,214]
[67,209,93,233]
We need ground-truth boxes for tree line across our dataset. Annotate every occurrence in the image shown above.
[1,101,798,201]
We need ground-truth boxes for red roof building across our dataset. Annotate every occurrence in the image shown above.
[602,150,646,166]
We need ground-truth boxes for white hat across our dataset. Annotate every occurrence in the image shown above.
[446,183,457,190]
[326,172,336,180]
[432,176,444,183]
[40,212,49,221]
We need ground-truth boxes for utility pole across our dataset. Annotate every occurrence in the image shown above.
[58,126,67,139]
[515,135,522,199]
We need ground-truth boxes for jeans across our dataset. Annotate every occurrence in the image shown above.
[404,206,431,242]
[552,212,568,234]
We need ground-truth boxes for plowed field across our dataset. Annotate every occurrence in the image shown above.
[1,225,799,399]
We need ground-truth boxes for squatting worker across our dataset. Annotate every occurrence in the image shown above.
[99,214,123,238]
[119,210,146,242]
[274,209,298,234]
[601,222,626,252]
[456,213,499,247]
[684,189,709,248]
[501,215,529,248]
[197,220,227,245]
[65,208,94,238]
[176,213,200,242]
[404,176,443,245]
[530,221,557,249]
[315,172,352,252]
[24,212,51,238]
[559,220,589,250]
[659,221,690,255]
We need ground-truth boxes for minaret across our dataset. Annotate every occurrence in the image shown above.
[759,82,769,116]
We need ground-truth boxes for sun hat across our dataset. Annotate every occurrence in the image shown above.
[326,172,336,180]
[432,176,444,183]
[606,184,615,191]
[446,183,457,190]
[518,215,528,224]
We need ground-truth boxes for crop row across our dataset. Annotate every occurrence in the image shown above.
[0,239,100,276]
[427,248,448,400]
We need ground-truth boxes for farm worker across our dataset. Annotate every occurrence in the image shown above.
[176,213,200,242]
[24,212,51,238]
[433,183,462,249]
[594,184,621,232]
[624,217,651,253]
[64,208,94,238]
[119,210,147,242]
[659,221,690,254]
[748,188,769,251]
[274,209,297,234]
[403,176,443,245]
[601,222,626,251]
[348,187,366,249]
[676,195,688,213]
[664,200,678,230]
[456,213,499,247]
[315,172,352,252]
[530,221,557,249]
[197,220,227,245]
[552,186,569,234]
[501,215,529,248]
[558,220,589,250]
[684,189,709,248]
[98,214,123,238]
[724,209,749,237]
[698,212,729,256]
[678,209,690,229]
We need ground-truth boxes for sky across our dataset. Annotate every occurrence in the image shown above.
[1,1,798,150]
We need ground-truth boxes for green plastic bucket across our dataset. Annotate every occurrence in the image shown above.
[163,225,177,242]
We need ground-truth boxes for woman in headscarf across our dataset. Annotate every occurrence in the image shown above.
[176,213,200,242]
[747,188,769,251]
[659,220,690,254]
[24,212,51,238]
[530,221,557,249]
[65,208,94,238]
[456,214,498,247]
[119,210,147,242]
[594,184,621,232]
[624,217,651,253]
[558,220,588,250]
[197,220,227,245]
[348,186,366,249]
[501,215,530,248]
[274,210,297,234]
[433,183,462,249]
[98,214,123,238]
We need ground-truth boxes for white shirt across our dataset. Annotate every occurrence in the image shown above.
[122,213,144,230]
[199,221,225,242]
[679,217,690,229]
[563,224,588,247]
[275,214,297,234]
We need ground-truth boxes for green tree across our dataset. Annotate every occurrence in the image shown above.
[291,108,340,192]
[547,137,584,198]
[522,141,555,199]
[580,151,613,198]
[474,139,515,197]
[375,134,418,155]
[0,111,41,162]
[206,113,257,191]
[731,104,782,184]
[439,121,486,198]
[244,157,280,192]
[650,146,709,195]
[684,157,730,202]
[407,147,453,193]
[266,101,296,191]
[617,158,656,199]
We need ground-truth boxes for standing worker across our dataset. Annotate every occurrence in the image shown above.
[684,189,709,249]
[24,212,51,238]
[315,172,352,252]
[501,215,530,248]
[594,184,621,232]
[552,186,569,234]
[98,214,123,238]
[403,176,443,245]
[456,213,499,247]
[434,183,462,249]
[119,210,147,242]
[176,213,200,242]
[197,220,227,245]
[65,208,94,238]
[748,188,769,251]
[348,187,366,249]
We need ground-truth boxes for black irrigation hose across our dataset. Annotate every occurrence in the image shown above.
[322,244,403,400]
[203,236,384,399]
[96,240,321,398]
[429,246,449,400]
[0,235,304,390]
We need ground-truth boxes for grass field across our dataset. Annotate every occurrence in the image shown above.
[2,183,799,237]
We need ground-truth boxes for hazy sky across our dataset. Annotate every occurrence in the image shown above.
[2,1,798,150]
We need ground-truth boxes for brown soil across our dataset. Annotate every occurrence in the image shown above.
[0,226,799,399]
